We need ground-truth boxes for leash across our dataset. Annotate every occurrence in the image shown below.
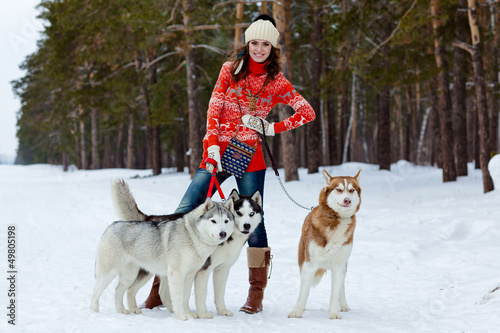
[257,120,315,211]
[205,157,226,202]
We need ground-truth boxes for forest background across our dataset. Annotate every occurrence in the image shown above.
[12,0,499,193]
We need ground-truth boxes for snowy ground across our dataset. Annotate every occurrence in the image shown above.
[1,159,499,333]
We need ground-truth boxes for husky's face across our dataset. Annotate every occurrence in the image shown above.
[227,189,262,236]
[322,169,361,218]
[196,198,235,245]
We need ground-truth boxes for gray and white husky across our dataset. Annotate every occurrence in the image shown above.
[111,179,262,318]
[90,192,235,321]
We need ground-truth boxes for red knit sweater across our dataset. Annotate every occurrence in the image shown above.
[199,58,316,172]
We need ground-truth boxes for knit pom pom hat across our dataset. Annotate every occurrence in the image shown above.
[244,19,280,47]
[234,17,280,75]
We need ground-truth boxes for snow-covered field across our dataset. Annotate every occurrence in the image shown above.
[1,158,499,333]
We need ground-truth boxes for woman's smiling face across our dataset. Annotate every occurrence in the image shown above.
[248,39,272,63]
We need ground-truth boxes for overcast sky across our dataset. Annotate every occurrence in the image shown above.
[0,1,43,162]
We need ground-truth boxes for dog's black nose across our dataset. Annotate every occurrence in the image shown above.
[244,223,251,230]
[219,231,227,239]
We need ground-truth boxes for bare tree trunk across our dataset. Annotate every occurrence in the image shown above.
[234,3,244,46]
[337,0,351,165]
[343,72,356,163]
[465,0,494,192]
[126,113,135,169]
[415,65,422,153]
[284,0,292,71]
[258,1,266,14]
[134,51,153,170]
[183,0,203,178]
[79,104,88,170]
[175,108,186,172]
[307,0,323,173]
[431,103,442,168]
[417,107,432,164]
[326,82,338,165]
[431,0,457,182]
[148,48,162,176]
[474,110,480,169]
[115,122,124,168]
[394,88,404,160]
[377,85,391,170]
[103,133,111,168]
[467,108,475,162]
[62,152,68,172]
[453,0,469,177]
[91,108,99,170]
[185,46,202,177]
[73,119,81,169]
[404,86,413,162]
[359,81,369,163]
[338,90,349,164]
[489,1,499,153]
[274,0,299,181]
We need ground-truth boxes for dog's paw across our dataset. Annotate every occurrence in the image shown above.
[130,307,142,314]
[175,312,189,321]
[117,308,130,315]
[287,310,304,318]
[329,312,342,320]
[197,311,214,319]
[217,309,233,317]
[340,305,350,312]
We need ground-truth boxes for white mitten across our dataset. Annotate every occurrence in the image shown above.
[206,145,222,172]
[241,115,275,136]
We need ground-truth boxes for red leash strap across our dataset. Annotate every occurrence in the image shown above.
[205,158,225,201]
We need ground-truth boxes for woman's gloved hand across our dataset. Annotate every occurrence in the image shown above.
[241,115,275,136]
[206,145,222,173]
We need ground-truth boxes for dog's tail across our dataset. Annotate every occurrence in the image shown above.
[312,269,326,287]
[111,179,147,221]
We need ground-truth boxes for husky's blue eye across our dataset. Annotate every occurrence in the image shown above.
[250,212,255,217]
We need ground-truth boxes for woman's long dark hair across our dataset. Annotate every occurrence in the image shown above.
[228,43,282,83]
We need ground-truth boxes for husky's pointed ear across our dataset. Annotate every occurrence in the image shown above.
[323,170,332,186]
[224,197,235,213]
[353,169,361,183]
[111,178,127,191]
[251,190,262,207]
[228,189,240,202]
[199,197,214,213]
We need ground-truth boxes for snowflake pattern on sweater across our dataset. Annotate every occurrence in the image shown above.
[200,61,315,172]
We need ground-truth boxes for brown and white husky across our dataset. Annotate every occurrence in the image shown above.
[288,169,361,320]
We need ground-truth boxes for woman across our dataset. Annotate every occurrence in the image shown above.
[144,14,315,314]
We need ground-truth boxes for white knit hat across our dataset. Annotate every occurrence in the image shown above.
[245,19,280,47]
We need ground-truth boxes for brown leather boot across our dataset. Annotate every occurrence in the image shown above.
[240,247,271,314]
[143,275,163,309]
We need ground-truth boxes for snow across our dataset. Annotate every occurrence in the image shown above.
[1,161,499,333]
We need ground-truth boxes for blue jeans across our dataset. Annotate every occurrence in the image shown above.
[175,168,267,248]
